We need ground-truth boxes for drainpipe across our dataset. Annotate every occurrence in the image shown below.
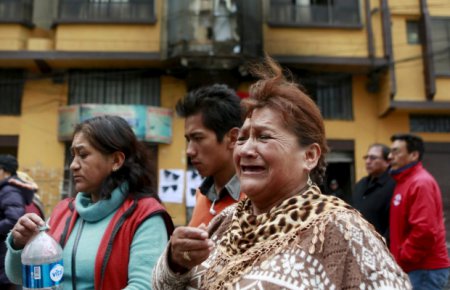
[380,0,396,99]
[419,0,436,100]
[365,0,375,60]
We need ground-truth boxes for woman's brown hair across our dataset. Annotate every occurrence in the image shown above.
[242,55,329,185]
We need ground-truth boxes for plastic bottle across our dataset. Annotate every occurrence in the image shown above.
[21,226,64,290]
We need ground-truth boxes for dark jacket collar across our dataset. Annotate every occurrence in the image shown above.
[390,162,422,182]
[371,169,391,185]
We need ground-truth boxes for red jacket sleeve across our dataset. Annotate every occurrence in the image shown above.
[399,179,440,264]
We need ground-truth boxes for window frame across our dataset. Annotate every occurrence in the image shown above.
[410,114,450,133]
[406,20,422,45]
[0,69,25,116]
[297,72,354,121]
[431,17,450,77]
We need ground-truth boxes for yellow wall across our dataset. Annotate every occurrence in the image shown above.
[391,15,426,101]
[0,117,21,135]
[435,79,450,101]
[417,132,450,142]
[158,76,188,226]
[0,25,29,50]
[17,80,67,215]
[389,0,420,16]
[428,0,450,16]
[264,25,369,57]
[55,24,161,52]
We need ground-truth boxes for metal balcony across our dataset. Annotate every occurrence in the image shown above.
[0,0,33,26]
[57,0,156,24]
[268,0,361,28]
[167,0,262,69]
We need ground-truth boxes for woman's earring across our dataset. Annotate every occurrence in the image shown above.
[307,174,313,186]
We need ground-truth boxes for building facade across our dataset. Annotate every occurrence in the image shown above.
[0,0,449,231]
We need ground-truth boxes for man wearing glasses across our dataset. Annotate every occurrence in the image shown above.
[388,133,449,290]
[352,143,395,242]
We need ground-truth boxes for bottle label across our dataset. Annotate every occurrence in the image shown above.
[22,260,64,288]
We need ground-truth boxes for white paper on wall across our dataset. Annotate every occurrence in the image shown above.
[185,169,204,207]
[158,169,185,203]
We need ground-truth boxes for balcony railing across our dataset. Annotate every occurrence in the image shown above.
[269,0,361,28]
[57,0,155,24]
[0,0,33,26]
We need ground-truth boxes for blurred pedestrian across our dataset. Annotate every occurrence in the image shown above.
[328,178,344,199]
[389,133,450,290]
[353,143,395,241]
[11,171,45,219]
[0,155,34,290]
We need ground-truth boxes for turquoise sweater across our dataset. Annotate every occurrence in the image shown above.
[5,186,169,289]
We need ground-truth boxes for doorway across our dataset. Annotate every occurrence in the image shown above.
[325,140,355,203]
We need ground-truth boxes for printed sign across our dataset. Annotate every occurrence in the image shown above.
[158,169,185,203]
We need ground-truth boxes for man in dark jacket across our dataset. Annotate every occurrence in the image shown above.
[352,143,395,242]
[0,154,34,289]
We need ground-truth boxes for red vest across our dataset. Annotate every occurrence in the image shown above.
[48,197,174,290]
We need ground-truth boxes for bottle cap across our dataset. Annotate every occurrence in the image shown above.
[39,225,49,232]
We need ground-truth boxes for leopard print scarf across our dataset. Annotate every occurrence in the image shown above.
[202,184,353,289]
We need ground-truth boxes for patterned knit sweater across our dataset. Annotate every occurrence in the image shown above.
[153,186,411,290]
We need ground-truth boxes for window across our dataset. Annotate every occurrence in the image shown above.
[68,70,160,106]
[269,0,360,27]
[431,18,450,75]
[0,69,25,115]
[406,20,421,45]
[410,114,450,133]
[299,73,353,120]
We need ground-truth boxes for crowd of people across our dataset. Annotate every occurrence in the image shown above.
[0,56,448,289]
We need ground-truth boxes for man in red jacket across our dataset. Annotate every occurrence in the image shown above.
[389,133,450,290]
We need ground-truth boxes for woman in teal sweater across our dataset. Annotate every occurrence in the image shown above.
[5,115,174,290]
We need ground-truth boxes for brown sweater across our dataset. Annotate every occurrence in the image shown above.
[153,192,411,289]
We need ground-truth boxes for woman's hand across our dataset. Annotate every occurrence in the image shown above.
[169,224,214,272]
[11,213,45,249]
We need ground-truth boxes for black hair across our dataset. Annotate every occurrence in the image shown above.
[390,133,425,161]
[370,143,391,161]
[72,115,160,201]
[175,84,242,142]
[0,154,18,175]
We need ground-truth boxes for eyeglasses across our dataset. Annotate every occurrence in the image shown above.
[363,155,382,161]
